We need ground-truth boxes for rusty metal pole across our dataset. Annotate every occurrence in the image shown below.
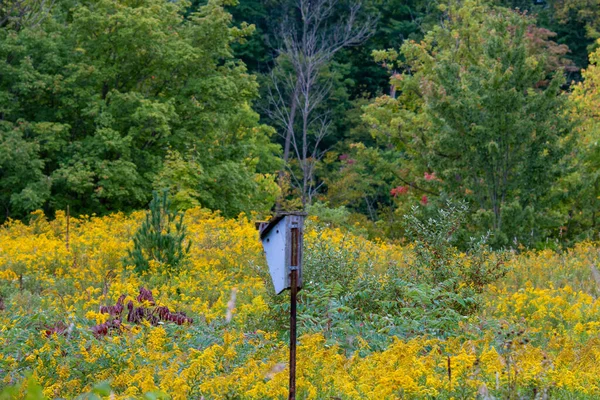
[289,268,298,400]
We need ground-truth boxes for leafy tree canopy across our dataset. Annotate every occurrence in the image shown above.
[564,39,600,240]
[363,0,573,247]
[0,0,280,221]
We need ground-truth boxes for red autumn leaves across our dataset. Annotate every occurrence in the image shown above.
[339,153,356,165]
[390,172,436,205]
[390,186,409,197]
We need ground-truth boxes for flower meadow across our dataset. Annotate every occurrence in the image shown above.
[1,209,600,399]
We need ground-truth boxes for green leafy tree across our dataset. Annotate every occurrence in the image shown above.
[363,0,573,246]
[0,0,55,31]
[564,39,600,240]
[154,149,280,216]
[0,125,51,217]
[0,0,280,221]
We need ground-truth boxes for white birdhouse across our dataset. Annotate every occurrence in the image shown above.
[257,212,306,295]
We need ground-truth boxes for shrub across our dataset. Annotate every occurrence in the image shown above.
[404,201,509,293]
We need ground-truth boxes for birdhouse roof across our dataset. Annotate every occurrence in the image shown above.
[259,212,307,240]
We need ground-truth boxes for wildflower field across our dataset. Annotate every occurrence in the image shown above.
[1,209,600,399]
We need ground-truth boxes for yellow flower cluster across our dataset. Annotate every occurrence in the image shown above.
[1,209,599,398]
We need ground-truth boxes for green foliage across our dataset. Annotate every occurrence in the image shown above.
[305,201,382,238]
[0,125,51,216]
[319,143,402,218]
[404,202,467,284]
[404,201,509,291]
[127,190,191,275]
[562,40,600,242]
[0,0,280,221]
[363,0,573,247]
[153,149,280,217]
[1,0,598,252]
[306,202,352,227]
[269,204,508,347]
[222,0,439,208]
[0,376,170,400]
[344,202,509,338]
[0,374,46,400]
[495,0,594,70]
[303,225,366,291]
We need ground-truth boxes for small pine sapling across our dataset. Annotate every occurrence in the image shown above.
[127,190,191,274]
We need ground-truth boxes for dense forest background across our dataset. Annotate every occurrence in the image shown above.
[2,0,600,248]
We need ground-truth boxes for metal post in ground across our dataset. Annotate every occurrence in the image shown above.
[289,268,298,400]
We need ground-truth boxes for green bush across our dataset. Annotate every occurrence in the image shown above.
[404,201,509,293]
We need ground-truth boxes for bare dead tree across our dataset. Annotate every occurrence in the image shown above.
[0,0,55,30]
[265,0,375,208]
